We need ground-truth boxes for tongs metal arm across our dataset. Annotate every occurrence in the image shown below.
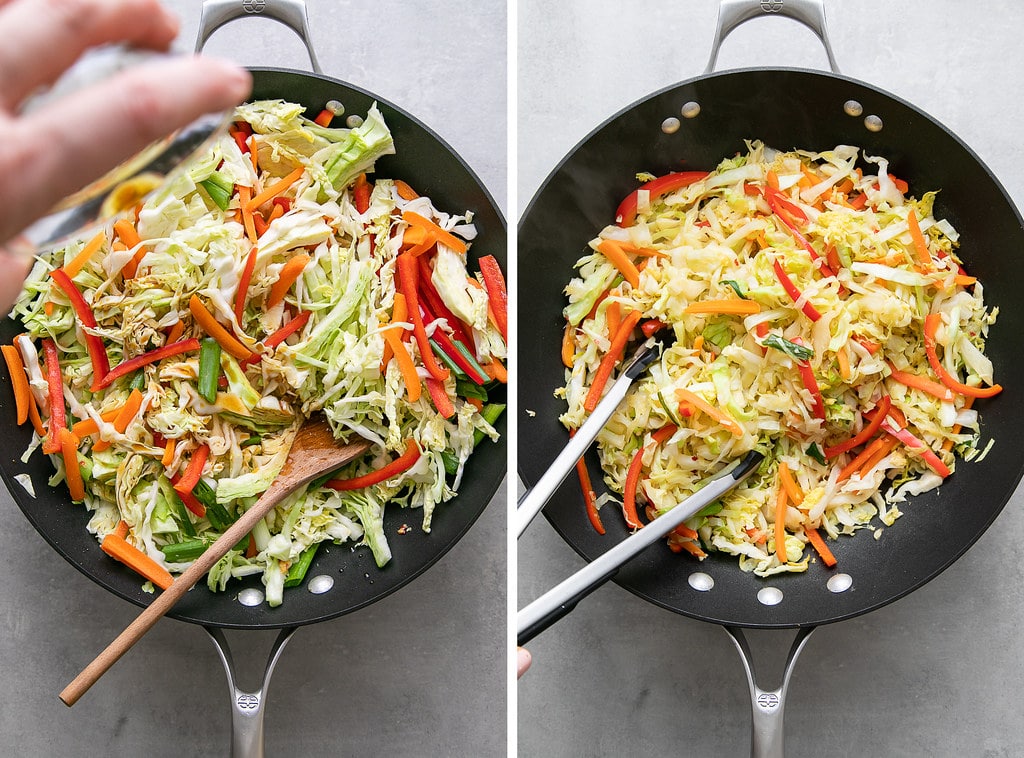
[516,340,660,537]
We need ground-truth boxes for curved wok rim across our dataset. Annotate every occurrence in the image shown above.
[517,65,1024,630]
[3,64,507,630]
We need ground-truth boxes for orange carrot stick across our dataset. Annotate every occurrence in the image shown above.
[583,310,642,412]
[100,533,174,590]
[71,406,122,438]
[2,344,30,425]
[561,322,575,368]
[888,363,955,402]
[380,292,409,371]
[92,389,144,453]
[684,300,761,316]
[395,180,419,200]
[382,325,422,403]
[59,428,85,502]
[596,239,640,288]
[906,209,931,268]
[114,520,130,540]
[60,231,106,279]
[836,344,851,381]
[266,254,310,309]
[401,210,467,255]
[113,219,141,249]
[774,485,789,563]
[838,436,889,481]
[622,446,645,530]
[605,300,621,338]
[805,527,837,567]
[166,320,185,346]
[189,295,253,360]
[161,437,176,468]
[674,387,744,436]
[778,461,804,505]
[484,357,508,384]
[238,185,258,244]
[246,167,304,212]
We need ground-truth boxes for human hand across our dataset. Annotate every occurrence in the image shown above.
[0,0,252,309]
[517,647,532,678]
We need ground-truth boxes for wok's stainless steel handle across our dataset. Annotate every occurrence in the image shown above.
[205,626,298,758]
[705,0,840,75]
[196,0,323,74]
[724,626,816,758]
[516,339,660,537]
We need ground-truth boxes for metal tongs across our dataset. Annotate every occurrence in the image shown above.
[516,338,764,644]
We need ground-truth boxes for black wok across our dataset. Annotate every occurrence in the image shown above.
[517,3,1024,753]
[0,66,506,629]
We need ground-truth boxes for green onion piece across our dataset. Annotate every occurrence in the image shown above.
[129,370,146,392]
[428,338,468,379]
[205,501,234,532]
[697,501,724,518]
[198,173,233,211]
[806,442,826,465]
[241,435,262,447]
[170,490,197,538]
[702,320,733,350]
[198,337,222,404]
[451,339,490,384]
[161,539,207,563]
[192,478,218,510]
[473,403,506,447]
[440,450,460,476]
[456,379,488,402]
[284,543,320,588]
[721,279,748,299]
[763,333,814,361]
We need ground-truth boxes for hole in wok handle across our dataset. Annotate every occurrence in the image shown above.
[704,0,840,75]
[724,626,816,758]
[195,0,323,75]
[205,626,298,758]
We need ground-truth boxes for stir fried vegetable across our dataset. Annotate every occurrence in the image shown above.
[559,141,998,576]
[6,99,506,605]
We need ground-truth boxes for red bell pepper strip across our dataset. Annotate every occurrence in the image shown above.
[95,338,201,390]
[763,189,838,279]
[425,376,455,418]
[353,172,371,213]
[477,255,507,342]
[313,108,334,127]
[170,473,206,517]
[264,310,311,350]
[792,338,826,420]
[772,258,822,321]
[234,246,257,325]
[825,395,892,458]
[641,319,667,337]
[621,446,645,530]
[615,171,709,228]
[173,444,209,497]
[923,313,1002,398]
[396,254,449,382]
[416,256,475,350]
[430,325,489,385]
[232,130,249,155]
[326,438,421,491]
[762,185,809,223]
[879,416,951,478]
[49,268,111,391]
[41,338,66,454]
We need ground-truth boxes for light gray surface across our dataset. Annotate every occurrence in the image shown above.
[518,2,1024,756]
[0,2,506,757]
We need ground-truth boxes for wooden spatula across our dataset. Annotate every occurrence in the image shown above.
[60,416,371,706]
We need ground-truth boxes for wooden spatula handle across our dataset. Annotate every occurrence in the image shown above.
[59,480,291,706]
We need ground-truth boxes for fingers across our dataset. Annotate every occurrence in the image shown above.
[0,0,181,110]
[0,238,35,314]
[517,647,532,678]
[0,56,250,243]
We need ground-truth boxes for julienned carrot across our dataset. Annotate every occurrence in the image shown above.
[622,446,645,530]
[561,323,575,368]
[246,167,304,212]
[836,344,851,381]
[97,338,200,390]
[583,310,642,413]
[166,320,185,345]
[2,344,30,425]
[58,428,85,501]
[569,429,605,535]
[906,209,932,269]
[60,231,106,279]
[113,219,141,249]
[854,336,881,355]
[942,396,975,452]
[825,395,892,458]
[684,299,761,316]
[238,185,258,243]
[235,246,257,324]
[100,533,173,590]
[887,363,955,402]
[42,338,66,455]
[596,239,640,288]
[859,436,899,478]
[605,300,621,337]
[395,179,419,201]
[189,295,253,360]
[401,210,467,255]
[805,527,837,567]
[478,255,508,342]
[838,436,889,481]
[651,424,678,445]
[326,438,421,491]
[674,387,744,436]
[161,437,176,468]
[352,172,371,214]
[71,406,124,438]
[114,520,130,540]
[381,292,409,370]
[313,108,333,127]
[92,389,144,453]
[266,254,310,309]
[922,314,1002,398]
[382,320,421,402]
[484,357,507,384]
[774,485,789,564]
[778,461,804,505]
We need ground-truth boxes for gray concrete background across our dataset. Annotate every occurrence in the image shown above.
[518,2,1024,756]
[0,2,506,757]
